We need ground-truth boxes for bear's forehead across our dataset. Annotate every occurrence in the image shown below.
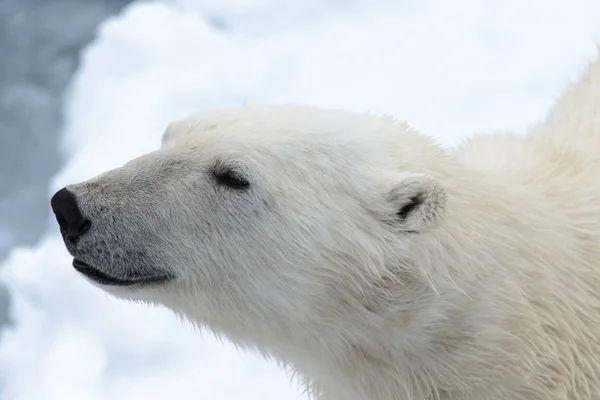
[162,104,396,159]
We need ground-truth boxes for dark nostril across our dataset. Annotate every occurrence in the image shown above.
[50,187,91,243]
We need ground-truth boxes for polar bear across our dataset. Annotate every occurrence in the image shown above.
[50,52,600,400]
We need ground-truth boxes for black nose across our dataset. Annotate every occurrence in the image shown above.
[50,187,91,243]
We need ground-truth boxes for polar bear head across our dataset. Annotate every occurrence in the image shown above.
[51,103,450,351]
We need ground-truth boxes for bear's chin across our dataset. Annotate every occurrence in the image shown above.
[72,259,172,287]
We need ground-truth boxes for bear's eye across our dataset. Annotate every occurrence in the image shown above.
[213,168,250,190]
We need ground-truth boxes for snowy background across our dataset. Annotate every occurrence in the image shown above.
[1,0,600,399]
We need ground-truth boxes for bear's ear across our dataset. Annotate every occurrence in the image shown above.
[386,173,446,233]
[161,119,184,147]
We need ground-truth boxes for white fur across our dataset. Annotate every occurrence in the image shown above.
[65,52,600,400]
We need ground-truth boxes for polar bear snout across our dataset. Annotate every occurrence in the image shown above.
[51,187,92,244]
[50,182,176,289]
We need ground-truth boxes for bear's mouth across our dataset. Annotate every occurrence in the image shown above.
[72,259,171,287]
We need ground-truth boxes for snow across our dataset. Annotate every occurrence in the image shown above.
[1,0,600,399]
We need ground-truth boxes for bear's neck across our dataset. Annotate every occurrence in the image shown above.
[269,169,560,400]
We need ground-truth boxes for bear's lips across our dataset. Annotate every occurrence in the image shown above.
[72,259,171,287]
